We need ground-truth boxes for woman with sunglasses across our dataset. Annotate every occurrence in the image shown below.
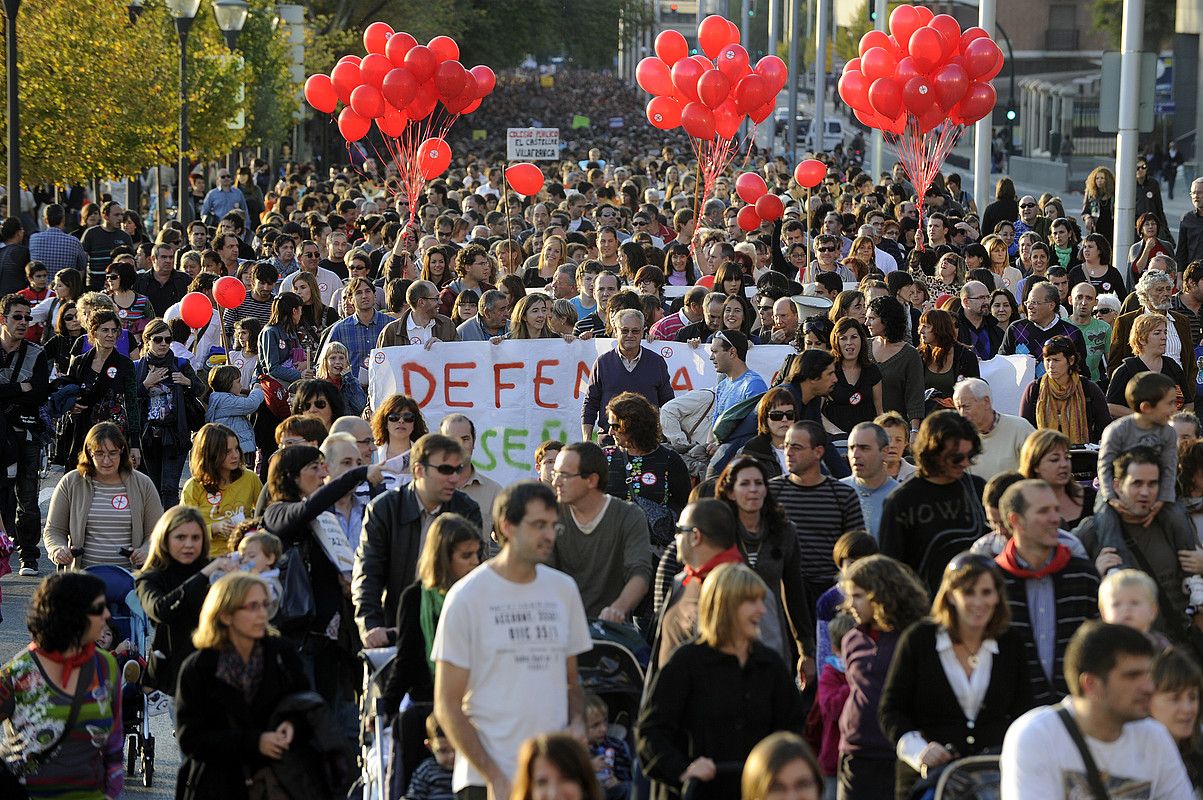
[372,394,429,486]
[880,553,1030,798]
[0,571,125,799]
[315,340,366,418]
[288,378,344,430]
[825,317,883,434]
[136,317,207,509]
[104,259,155,343]
[738,387,800,479]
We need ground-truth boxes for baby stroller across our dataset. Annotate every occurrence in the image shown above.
[919,755,1001,800]
[355,647,406,800]
[579,621,647,763]
[84,564,157,788]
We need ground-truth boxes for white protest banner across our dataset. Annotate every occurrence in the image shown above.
[979,354,1035,417]
[507,127,560,160]
[368,339,794,486]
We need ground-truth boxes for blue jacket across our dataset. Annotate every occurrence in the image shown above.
[205,387,265,453]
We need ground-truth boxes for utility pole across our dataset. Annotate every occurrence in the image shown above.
[813,0,828,155]
[1113,0,1143,286]
[786,0,800,162]
[871,0,887,177]
[768,0,780,58]
[972,0,996,214]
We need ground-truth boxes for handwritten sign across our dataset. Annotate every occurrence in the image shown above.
[507,127,560,160]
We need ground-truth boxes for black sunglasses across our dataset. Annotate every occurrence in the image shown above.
[87,600,107,616]
[303,399,328,410]
[387,412,416,423]
[422,462,465,475]
[767,410,795,422]
[149,335,171,344]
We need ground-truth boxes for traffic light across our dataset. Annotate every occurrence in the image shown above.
[868,4,877,23]
[1005,104,1017,122]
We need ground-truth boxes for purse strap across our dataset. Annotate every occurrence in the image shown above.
[1056,705,1111,800]
[33,655,96,770]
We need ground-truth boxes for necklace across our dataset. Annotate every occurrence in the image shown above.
[957,641,983,669]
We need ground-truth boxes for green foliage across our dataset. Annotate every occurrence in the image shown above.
[1092,0,1176,50]
[240,0,299,148]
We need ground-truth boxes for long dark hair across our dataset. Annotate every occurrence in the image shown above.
[716,455,789,539]
[267,291,302,332]
[663,241,698,284]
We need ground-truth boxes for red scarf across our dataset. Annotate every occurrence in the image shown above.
[30,642,96,684]
[995,539,1072,580]
[682,545,744,585]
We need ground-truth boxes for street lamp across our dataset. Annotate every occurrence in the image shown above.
[3,0,20,222]
[212,0,249,51]
[166,0,200,225]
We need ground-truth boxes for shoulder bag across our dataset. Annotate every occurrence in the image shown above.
[1056,704,1111,800]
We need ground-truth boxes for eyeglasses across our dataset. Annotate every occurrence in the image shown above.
[104,274,118,281]
[89,449,122,462]
[767,410,795,421]
[302,399,328,410]
[87,601,107,616]
[1094,309,1115,317]
[301,251,319,258]
[422,462,465,475]
[149,335,171,344]
[674,523,696,534]
[945,451,972,465]
[617,327,643,335]
[7,313,29,322]
[1019,203,1036,209]
[757,304,774,312]
[238,600,269,612]
[816,246,836,253]
[387,411,416,423]
[552,469,580,480]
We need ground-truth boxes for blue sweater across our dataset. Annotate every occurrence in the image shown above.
[582,347,674,430]
[205,387,265,453]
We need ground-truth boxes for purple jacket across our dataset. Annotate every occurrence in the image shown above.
[838,626,900,757]
[582,347,674,431]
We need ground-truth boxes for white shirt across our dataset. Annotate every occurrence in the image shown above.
[406,316,436,346]
[280,266,342,307]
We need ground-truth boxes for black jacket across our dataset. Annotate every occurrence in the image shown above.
[174,637,310,800]
[135,559,211,694]
[955,308,1005,360]
[381,581,432,711]
[637,641,804,800]
[351,483,482,640]
[738,434,784,480]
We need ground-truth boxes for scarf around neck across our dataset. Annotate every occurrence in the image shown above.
[1036,371,1090,445]
[682,545,744,585]
[31,642,96,684]
[995,538,1071,580]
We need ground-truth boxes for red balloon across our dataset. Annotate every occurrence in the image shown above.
[680,102,716,139]
[376,105,409,137]
[386,31,417,66]
[417,137,451,179]
[350,85,385,119]
[404,45,437,85]
[442,86,474,115]
[859,29,893,57]
[755,56,788,93]
[671,59,704,103]
[755,194,785,222]
[469,65,496,98]
[337,55,360,67]
[868,77,903,121]
[646,96,683,130]
[304,74,337,114]
[505,162,544,196]
[861,47,896,82]
[854,107,881,129]
[933,62,969,109]
[894,56,923,83]
[691,54,714,70]
[363,22,393,55]
[749,101,774,124]
[382,68,419,111]
[916,105,946,133]
[698,14,734,58]
[914,6,934,23]
[214,276,245,310]
[794,159,826,189]
[435,60,469,100]
[697,69,731,109]
[637,57,674,96]
[908,27,944,73]
[957,81,996,124]
[338,108,370,142]
[180,292,213,329]
[726,18,740,43]
[656,29,689,66]
[331,61,361,106]
[736,204,762,232]
[959,27,989,53]
[734,74,770,114]
[407,81,439,120]
[889,5,923,50]
[845,57,861,74]
[360,53,393,89]
[461,98,482,114]
[838,70,871,113]
[735,172,768,204]
[716,44,750,83]
[963,37,1001,79]
[428,35,459,63]
[929,14,962,51]
[714,100,741,139]
[980,44,1005,82]
[902,76,935,116]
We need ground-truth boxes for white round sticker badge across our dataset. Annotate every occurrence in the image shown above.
[106,367,117,378]
[111,494,129,510]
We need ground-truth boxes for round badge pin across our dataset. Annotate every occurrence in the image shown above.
[106,366,117,378]
[111,494,129,510]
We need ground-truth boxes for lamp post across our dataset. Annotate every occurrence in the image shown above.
[166,0,200,225]
[3,0,20,222]
[211,0,248,51]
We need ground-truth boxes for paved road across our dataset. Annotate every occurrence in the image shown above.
[0,471,179,799]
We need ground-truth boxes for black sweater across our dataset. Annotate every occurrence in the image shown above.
[135,558,211,695]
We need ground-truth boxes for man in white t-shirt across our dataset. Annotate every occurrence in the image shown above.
[1001,621,1192,800]
[433,481,592,800]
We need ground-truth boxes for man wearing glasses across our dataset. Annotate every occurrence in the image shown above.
[200,169,248,228]
[630,214,664,248]
[956,281,1004,360]
[0,295,49,575]
[999,282,1090,379]
[378,279,459,348]
[280,239,341,306]
[353,434,482,648]
[581,309,673,441]
[1013,195,1051,244]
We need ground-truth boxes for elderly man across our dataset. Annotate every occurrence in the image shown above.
[1108,269,1196,389]
[999,281,1090,378]
[954,378,1036,479]
[581,308,673,440]
[676,291,725,342]
[1176,177,1203,267]
[770,295,800,345]
[457,289,509,341]
[956,280,1005,360]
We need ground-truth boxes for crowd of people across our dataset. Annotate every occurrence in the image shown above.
[2,81,1203,799]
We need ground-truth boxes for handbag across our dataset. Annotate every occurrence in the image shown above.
[275,546,315,634]
[259,374,292,420]
[0,656,96,800]
[1056,705,1112,799]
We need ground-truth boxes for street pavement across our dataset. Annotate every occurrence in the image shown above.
[0,468,179,799]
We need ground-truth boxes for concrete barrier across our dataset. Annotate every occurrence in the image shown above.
[1008,156,1071,193]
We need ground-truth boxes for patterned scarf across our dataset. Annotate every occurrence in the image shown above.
[1035,372,1090,445]
[216,640,264,702]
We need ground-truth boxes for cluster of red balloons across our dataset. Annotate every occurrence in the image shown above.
[838,5,1002,134]
[793,159,826,189]
[734,173,786,231]
[504,163,544,197]
[638,16,787,140]
[303,22,497,146]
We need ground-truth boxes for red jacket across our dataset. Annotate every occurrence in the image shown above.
[817,660,849,776]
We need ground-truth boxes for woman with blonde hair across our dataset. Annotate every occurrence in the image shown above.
[1106,312,1191,415]
[174,572,310,800]
[980,234,1022,296]
[315,339,367,417]
[741,732,822,800]
[638,563,805,800]
[181,423,264,554]
[1083,165,1116,239]
[1019,428,1096,529]
[523,234,567,287]
[925,253,967,299]
[135,505,236,695]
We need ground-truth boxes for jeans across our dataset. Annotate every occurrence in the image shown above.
[1,438,41,566]
[141,435,185,510]
[837,754,896,800]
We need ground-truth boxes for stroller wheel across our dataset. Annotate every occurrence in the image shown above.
[141,735,155,788]
[125,734,137,775]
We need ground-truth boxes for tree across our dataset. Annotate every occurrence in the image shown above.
[239,0,298,149]
[1092,0,1175,50]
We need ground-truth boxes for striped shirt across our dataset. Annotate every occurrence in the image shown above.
[82,483,134,567]
[223,290,274,338]
[768,476,865,586]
